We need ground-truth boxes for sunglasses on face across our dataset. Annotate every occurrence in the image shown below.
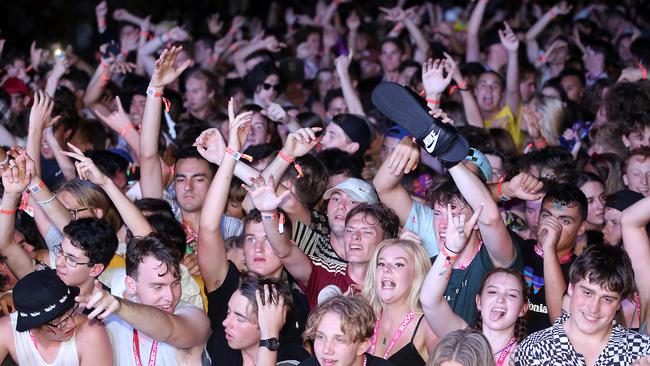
[262,83,281,93]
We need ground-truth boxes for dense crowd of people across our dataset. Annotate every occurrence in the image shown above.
[0,0,650,365]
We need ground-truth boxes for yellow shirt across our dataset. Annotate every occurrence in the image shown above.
[483,104,523,151]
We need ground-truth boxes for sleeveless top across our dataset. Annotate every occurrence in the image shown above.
[10,312,79,366]
[387,315,426,366]
[105,301,209,365]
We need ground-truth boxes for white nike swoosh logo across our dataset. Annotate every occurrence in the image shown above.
[423,128,441,153]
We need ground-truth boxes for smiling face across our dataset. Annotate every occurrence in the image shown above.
[222,290,260,350]
[243,221,283,278]
[313,312,368,366]
[375,244,414,305]
[476,272,527,332]
[567,278,621,336]
[126,256,181,313]
[580,181,605,228]
[433,199,473,248]
[343,213,383,265]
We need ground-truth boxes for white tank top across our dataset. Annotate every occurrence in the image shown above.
[10,312,80,366]
[105,302,195,365]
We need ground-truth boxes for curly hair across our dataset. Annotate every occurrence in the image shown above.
[63,218,118,268]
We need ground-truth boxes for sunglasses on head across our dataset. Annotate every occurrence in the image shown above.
[262,83,281,92]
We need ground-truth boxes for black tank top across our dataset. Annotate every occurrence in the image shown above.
[387,315,426,366]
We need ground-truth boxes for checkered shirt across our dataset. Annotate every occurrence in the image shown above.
[515,313,650,365]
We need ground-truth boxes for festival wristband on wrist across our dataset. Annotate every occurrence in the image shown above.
[0,209,16,215]
[29,180,44,194]
[225,147,253,162]
[146,87,171,112]
[260,211,286,233]
[278,151,304,178]
[497,176,511,202]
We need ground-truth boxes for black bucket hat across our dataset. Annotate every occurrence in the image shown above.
[13,269,79,332]
[371,82,469,166]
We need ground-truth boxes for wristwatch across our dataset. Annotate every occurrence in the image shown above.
[259,337,280,351]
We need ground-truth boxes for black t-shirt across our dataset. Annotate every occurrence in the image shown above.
[299,353,395,366]
[520,239,574,333]
[205,261,310,366]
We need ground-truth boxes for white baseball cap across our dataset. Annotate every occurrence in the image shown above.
[323,178,379,204]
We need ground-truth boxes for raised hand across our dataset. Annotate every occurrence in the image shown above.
[109,60,136,75]
[430,109,455,125]
[0,148,34,194]
[282,127,322,159]
[29,91,61,132]
[380,7,407,22]
[95,96,134,132]
[551,1,572,16]
[256,285,287,339]
[61,143,110,186]
[227,98,253,151]
[149,46,193,89]
[387,136,419,176]
[194,128,226,164]
[503,171,544,201]
[262,36,287,53]
[537,215,562,254]
[499,22,519,53]
[264,102,289,124]
[334,51,353,76]
[76,280,120,320]
[422,58,453,96]
[243,175,291,214]
[112,8,129,21]
[444,203,482,254]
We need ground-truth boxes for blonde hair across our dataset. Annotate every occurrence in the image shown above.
[429,328,496,366]
[362,239,432,314]
[536,96,564,146]
[303,295,375,344]
[57,179,123,232]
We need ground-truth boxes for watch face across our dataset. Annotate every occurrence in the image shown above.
[262,338,280,351]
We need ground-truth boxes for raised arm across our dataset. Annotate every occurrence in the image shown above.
[445,53,483,127]
[140,46,192,198]
[421,205,481,337]
[95,96,141,161]
[422,57,453,110]
[233,33,286,78]
[466,0,489,63]
[26,91,60,175]
[334,52,364,115]
[448,161,515,267]
[244,175,313,286]
[621,195,650,324]
[44,61,67,97]
[372,137,419,225]
[78,280,210,349]
[197,101,254,292]
[255,127,321,224]
[500,22,521,114]
[0,151,37,279]
[537,216,565,322]
[402,7,430,63]
[524,3,572,65]
[62,143,153,237]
